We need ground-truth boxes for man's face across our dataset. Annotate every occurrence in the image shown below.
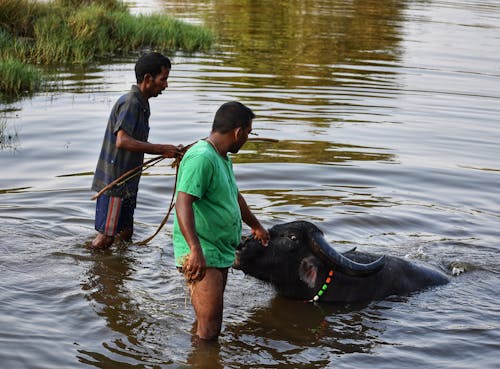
[146,66,170,98]
[229,122,253,154]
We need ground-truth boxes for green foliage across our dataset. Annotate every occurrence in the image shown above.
[53,0,127,11]
[0,0,215,98]
[26,4,214,64]
[0,58,44,97]
[118,14,215,53]
[32,4,115,63]
[0,0,49,37]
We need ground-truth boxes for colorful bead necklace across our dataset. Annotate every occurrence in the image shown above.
[309,270,334,303]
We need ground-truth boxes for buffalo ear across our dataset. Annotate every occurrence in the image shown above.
[299,256,320,288]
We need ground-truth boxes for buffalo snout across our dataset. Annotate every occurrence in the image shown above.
[233,235,268,271]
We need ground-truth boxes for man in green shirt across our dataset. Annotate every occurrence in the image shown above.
[173,101,269,341]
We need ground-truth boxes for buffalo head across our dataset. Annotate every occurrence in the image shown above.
[234,221,385,300]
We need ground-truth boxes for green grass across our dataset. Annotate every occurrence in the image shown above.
[0,58,44,98]
[0,0,215,98]
[0,0,49,37]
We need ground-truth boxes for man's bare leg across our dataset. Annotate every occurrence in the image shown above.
[190,268,228,340]
[116,226,133,243]
[91,232,114,250]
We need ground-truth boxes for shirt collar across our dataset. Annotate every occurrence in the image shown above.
[131,84,149,110]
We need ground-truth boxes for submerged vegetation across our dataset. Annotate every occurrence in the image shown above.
[0,118,19,150]
[0,0,215,98]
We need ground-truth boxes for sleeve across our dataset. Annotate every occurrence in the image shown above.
[112,98,140,137]
[176,153,214,199]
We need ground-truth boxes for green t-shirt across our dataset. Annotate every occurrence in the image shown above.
[173,140,242,268]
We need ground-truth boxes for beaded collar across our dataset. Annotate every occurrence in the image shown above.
[309,270,334,303]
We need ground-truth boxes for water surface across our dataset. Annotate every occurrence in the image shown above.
[1,0,499,368]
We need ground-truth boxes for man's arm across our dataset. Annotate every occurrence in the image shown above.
[116,129,180,158]
[238,192,269,246]
[175,191,206,281]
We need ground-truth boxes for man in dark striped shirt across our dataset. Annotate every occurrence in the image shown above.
[91,52,180,250]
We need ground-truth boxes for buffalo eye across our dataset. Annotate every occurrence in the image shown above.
[288,234,297,241]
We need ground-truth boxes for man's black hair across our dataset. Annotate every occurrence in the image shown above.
[135,52,171,83]
[212,101,255,133]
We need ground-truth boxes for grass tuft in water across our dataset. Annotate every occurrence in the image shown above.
[0,58,44,98]
[0,118,20,150]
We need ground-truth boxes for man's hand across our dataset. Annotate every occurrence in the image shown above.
[237,192,269,246]
[161,144,183,158]
[116,130,184,157]
[252,225,269,246]
[182,246,206,282]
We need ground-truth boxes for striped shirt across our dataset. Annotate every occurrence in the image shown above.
[91,85,150,198]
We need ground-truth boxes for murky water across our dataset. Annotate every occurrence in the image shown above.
[1,0,499,368]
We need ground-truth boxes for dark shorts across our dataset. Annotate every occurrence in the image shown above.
[94,194,136,236]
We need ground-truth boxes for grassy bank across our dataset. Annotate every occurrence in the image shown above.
[0,0,215,98]
[0,58,44,98]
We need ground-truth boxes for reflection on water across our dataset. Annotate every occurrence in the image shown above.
[78,251,157,367]
[1,0,500,368]
[222,297,385,366]
[165,0,406,76]
[243,187,391,212]
[236,139,395,165]
[76,247,184,368]
[185,340,224,369]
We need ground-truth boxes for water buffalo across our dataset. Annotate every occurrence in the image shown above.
[234,221,449,302]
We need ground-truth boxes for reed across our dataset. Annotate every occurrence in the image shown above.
[31,3,214,64]
[0,0,49,37]
[0,58,44,97]
[53,0,126,11]
[0,0,215,97]
[114,13,215,53]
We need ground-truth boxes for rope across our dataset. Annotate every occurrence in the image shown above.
[137,140,196,245]
[91,137,278,245]
[136,156,181,245]
[90,155,166,201]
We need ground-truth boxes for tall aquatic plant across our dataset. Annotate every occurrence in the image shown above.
[32,6,113,64]
[0,0,215,98]
[31,3,214,64]
[0,58,44,98]
[104,13,215,55]
[53,0,126,9]
[0,0,49,37]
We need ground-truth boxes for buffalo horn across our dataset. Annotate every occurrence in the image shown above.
[310,231,385,277]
